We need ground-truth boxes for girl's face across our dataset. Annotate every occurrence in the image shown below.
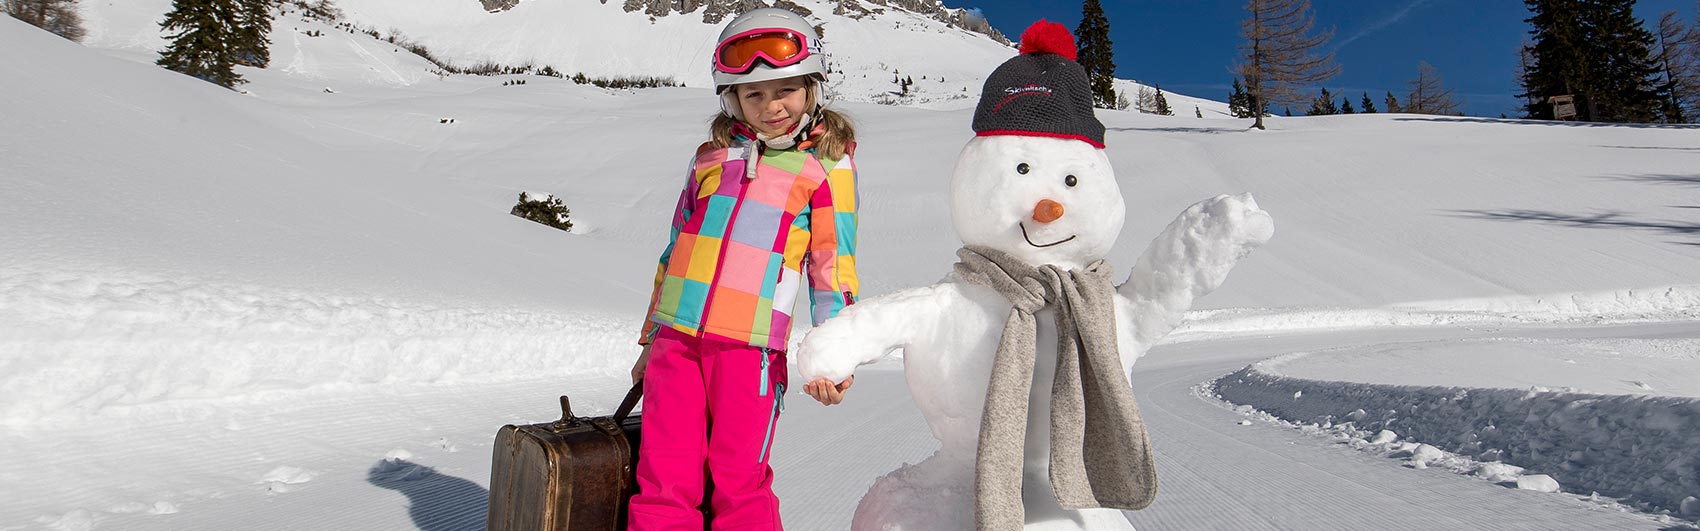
[736,77,810,137]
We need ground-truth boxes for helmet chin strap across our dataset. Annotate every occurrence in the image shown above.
[755,113,813,150]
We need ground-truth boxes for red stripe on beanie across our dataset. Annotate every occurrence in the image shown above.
[975,129,1105,149]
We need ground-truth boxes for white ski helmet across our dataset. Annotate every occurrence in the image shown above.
[712,8,828,118]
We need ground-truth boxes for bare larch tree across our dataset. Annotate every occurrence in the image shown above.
[1652,11,1699,123]
[1405,61,1461,115]
[1234,0,1339,129]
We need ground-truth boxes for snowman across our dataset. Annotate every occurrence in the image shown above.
[795,20,1275,531]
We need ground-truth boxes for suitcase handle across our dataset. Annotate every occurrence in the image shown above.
[554,381,644,424]
[613,380,643,423]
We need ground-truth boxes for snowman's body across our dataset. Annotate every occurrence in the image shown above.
[798,136,1273,530]
[808,281,1142,530]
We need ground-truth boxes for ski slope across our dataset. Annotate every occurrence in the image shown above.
[5,7,1700,530]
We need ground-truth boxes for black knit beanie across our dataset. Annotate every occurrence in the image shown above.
[971,19,1106,149]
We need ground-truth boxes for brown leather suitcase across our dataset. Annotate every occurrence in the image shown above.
[485,384,645,531]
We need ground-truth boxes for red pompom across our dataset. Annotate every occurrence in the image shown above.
[1017,19,1077,61]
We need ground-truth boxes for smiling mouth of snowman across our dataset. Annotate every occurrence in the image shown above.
[1019,222,1076,248]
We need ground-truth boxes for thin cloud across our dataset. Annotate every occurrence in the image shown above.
[1335,0,1435,51]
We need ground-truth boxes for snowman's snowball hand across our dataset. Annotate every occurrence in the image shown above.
[796,319,875,383]
[1191,193,1274,260]
[1119,193,1273,340]
[1143,193,1272,287]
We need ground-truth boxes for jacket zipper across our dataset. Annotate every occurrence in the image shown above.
[695,143,760,338]
[760,381,785,463]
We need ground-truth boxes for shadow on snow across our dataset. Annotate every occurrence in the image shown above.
[369,458,489,531]
[1393,116,1700,129]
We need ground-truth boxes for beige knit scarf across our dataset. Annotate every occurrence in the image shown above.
[953,246,1157,530]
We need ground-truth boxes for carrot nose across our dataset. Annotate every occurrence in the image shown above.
[1032,199,1065,223]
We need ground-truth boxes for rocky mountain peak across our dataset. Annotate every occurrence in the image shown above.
[480,0,1007,45]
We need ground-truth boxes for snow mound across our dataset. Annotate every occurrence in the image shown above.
[1254,337,1700,397]
[261,466,319,485]
[1475,462,1525,483]
[1516,474,1562,493]
[1177,285,1700,339]
[1213,361,1700,517]
[0,268,637,428]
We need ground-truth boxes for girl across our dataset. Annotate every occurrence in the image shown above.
[627,7,860,530]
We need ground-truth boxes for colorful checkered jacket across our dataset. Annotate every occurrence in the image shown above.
[639,135,859,351]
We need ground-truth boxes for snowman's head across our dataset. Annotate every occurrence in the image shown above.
[950,135,1125,269]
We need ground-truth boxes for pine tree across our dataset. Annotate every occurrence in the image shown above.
[1521,0,1663,122]
[1154,85,1174,115]
[1587,0,1660,122]
[1385,91,1403,113]
[1235,0,1340,129]
[1406,61,1461,115]
[4,0,86,41]
[157,0,248,88]
[1305,87,1338,115]
[1514,37,1539,114]
[1341,98,1355,114]
[1520,0,1586,119]
[1360,91,1377,113]
[1196,106,1204,118]
[1229,78,1249,117]
[1075,0,1118,108]
[233,0,274,68]
[1228,76,1268,118]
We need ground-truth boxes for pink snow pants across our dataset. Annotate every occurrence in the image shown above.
[628,328,787,531]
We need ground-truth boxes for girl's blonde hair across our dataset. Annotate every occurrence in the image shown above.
[710,78,856,161]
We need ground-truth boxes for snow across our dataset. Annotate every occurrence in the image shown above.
[0,267,634,428]
[1517,475,1562,493]
[1475,462,1525,483]
[6,2,1700,529]
[1407,444,1446,469]
[1259,336,1700,397]
[1211,333,1700,519]
[78,0,1023,105]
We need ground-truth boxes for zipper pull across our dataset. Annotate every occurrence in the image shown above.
[759,349,771,397]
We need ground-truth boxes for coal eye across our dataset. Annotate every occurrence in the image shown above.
[1016,163,1030,175]
[1065,175,1078,187]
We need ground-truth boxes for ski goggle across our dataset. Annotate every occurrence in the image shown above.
[714,29,816,74]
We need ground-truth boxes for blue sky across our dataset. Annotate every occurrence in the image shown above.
[945,0,1700,117]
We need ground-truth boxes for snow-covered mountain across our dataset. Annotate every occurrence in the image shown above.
[75,0,1227,113]
[78,0,1010,105]
[573,0,1008,44]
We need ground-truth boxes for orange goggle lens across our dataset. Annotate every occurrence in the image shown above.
[715,31,807,73]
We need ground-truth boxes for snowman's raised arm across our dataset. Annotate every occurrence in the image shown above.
[796,284,959,383]
[1116,193,1273,350]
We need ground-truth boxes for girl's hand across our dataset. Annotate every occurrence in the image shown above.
[803,376,854,406]
[631,344,652,385]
